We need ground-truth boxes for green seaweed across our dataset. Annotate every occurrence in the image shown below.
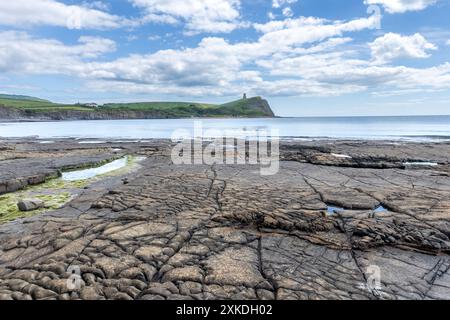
[0,195,23,223]
[0,190,73,224]
[38,178,88,190]
[0,155,144,224]
[35,193,72,209]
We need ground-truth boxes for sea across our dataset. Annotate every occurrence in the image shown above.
[1,116,450,141]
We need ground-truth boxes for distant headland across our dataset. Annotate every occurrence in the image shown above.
[0,94,275,121]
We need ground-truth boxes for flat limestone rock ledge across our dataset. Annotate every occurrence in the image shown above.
[0,139,449,300]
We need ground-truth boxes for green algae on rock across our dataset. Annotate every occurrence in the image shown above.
[0,188,73,224]
[0,155,145,224]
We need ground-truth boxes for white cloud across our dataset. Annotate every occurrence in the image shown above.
[84,17,445,96]
[254,16,327,34]
[364,0,438,13]
[85,26,450,96]
[273,0,297,20]
[369,33,437,64]
[255,45,450,96]
[253,15,381,52]
[282,7,294,18]
[83,37,247,96]
[129,0,244,34]
[0,31,116,74]
[272,0,298,9]
[82,1,110,11]
[0,14,380,96]
[1,12,449,98]
[148,35,162,41]
[447,39,450,46]
[0,0,129,29]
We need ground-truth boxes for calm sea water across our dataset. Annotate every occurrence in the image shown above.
[1,116,450,141]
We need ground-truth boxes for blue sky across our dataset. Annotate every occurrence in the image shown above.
[1,0,450,116]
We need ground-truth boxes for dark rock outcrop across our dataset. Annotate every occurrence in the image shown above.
[17,199,45,212]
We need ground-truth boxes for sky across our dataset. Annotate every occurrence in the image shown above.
[0,0,450,117]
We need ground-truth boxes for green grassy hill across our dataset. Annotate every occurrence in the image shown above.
[0,95,90,111]
[0,95,275,120]
[101,97,274,117]
[0,94,51,103]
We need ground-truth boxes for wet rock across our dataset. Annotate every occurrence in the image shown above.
[163,266,204,283]
[80,287,103,300]
[7,179,24,193]
[17,199,45,212]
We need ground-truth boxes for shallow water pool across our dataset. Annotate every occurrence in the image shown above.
[62,157,130,181]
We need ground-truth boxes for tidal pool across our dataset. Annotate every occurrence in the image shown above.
[403,162,438,167]
[0,156,145,223]
[327,206,345,215]
[331,153,352,159]
[78,141,108,144]
[62,156,131,181]
[374,205,387,212]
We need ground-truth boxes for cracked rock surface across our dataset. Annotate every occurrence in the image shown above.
[0,139,449,300]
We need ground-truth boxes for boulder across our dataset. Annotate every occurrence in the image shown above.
[17,199,45,212]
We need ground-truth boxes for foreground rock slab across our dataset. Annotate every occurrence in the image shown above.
[0,139,449,300]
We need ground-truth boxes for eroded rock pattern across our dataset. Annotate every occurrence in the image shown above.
[0,139,449,300]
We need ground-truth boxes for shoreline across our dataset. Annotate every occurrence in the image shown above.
[2,116,450,143]
[2,136,450,145]
[2,114,450,122]
[0,115,279,123]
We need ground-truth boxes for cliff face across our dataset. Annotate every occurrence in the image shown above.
[0,97,276,121]
[241,97,275,117]
[0,106,24,120]
[0,107,193,121]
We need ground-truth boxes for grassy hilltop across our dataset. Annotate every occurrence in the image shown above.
[0,94,275,120]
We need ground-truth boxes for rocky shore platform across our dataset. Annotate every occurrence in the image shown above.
[0,138,449,300]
